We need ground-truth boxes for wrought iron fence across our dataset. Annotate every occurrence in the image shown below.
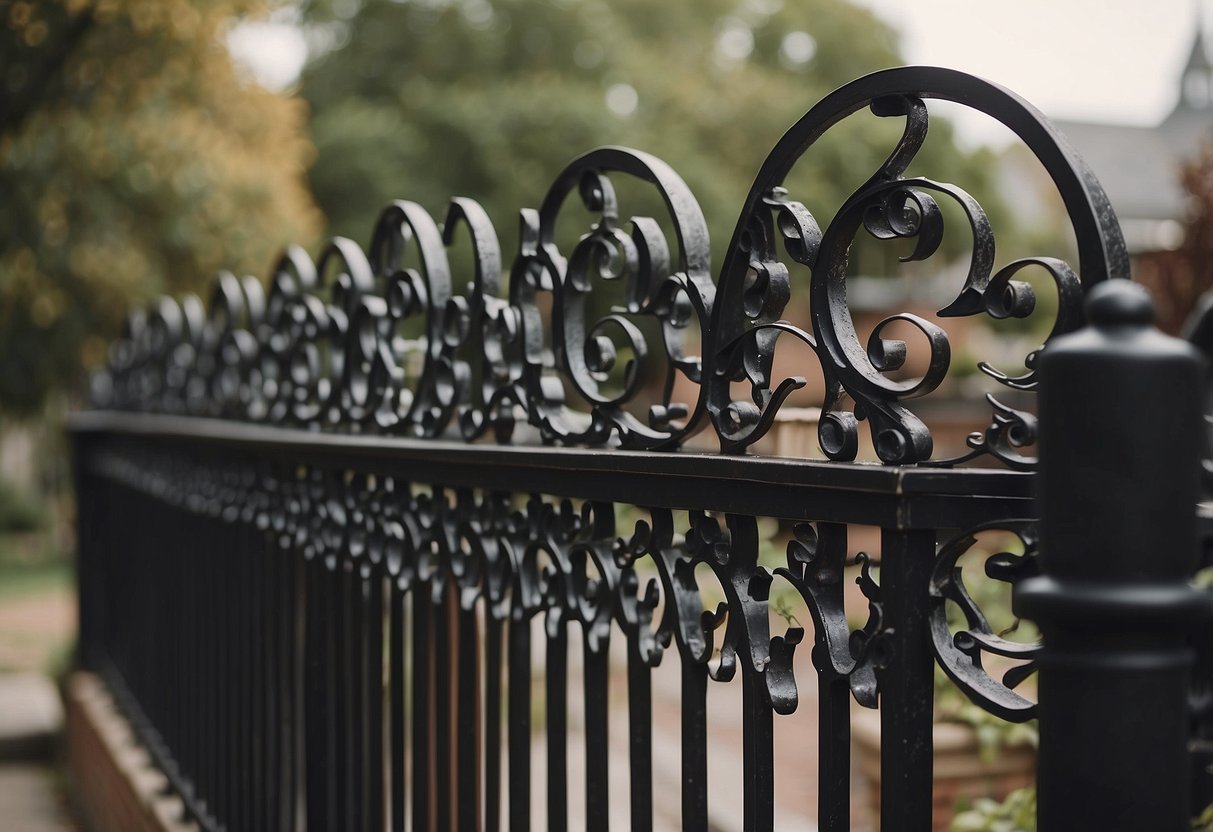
[71,66,1213,831]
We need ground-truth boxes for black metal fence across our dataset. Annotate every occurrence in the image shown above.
[71,66,1213,831]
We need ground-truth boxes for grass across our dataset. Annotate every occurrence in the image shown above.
[0,531,75,674]
[0,557,73,601]
[0,531,73,601]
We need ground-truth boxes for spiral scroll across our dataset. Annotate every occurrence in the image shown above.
[92,67,1128,469]
[929,521,1040,721]
[706,67,1127,465]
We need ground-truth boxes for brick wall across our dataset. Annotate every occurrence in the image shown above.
[66,673,197,832]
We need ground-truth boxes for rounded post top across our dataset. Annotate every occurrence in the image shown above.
[1086,279,1154,328]
[1037,276,1205,583]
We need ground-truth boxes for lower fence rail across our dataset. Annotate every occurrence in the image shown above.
[70,282,1213,832]
[73,420,1045,832]
[66,64,1213,832]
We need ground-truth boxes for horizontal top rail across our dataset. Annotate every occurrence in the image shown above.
[90,65,1130,478]
[71,410,1035,529]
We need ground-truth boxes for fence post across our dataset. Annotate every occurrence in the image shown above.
[1018,280,1212,829]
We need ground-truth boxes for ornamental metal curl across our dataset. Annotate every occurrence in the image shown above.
[770,523,889,710]
[707,67,1127,464]
[91,66,1128,470]
[929,520,1040,721]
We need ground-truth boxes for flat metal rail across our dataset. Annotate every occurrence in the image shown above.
[68,64,1213,832]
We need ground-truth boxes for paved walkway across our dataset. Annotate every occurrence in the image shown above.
[0,588,75,673]
[0,762,78,832]
[0,673,76,831]
[0,580,78,832]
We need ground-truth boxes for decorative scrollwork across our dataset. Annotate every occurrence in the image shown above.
[929,521,1040,721]
[769,523,889,711]
[92,67,1128,470]
[705,67,1128,465]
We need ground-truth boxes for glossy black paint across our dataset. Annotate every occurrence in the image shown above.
[1021,281,1212,830]
[69,65,1210,832]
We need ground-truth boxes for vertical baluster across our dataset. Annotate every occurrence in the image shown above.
[456,604,481,832]
[304,557,327,829]
[680,661,708,829]
[218,527,232,828]
[816,672,851,832]
[288,545,305,832]
[741,662,774,832]
[236,520,249,831]
[583,639,610,832]
[194,505,207,823]
[876,528,936,832]
[246,526,258,832]
[332,559,352,831]
[366,568,386,832]
[389,585,408,831]
[484,614,504,832]
[412,584,433,832]
[176,504,192,818]
[178,505,194,821]
[507,614,532,830]
[625,643,652,832]
[249,525,265,832]
[814,521,852,832]
[208,509,222,827]
[199,514,214,825]
[435,587,454,832]
[264,534,280,832]
[348,562,365,832]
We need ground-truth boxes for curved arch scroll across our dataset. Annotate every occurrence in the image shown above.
[707,66,1129,464]
[929,520,1040,721]
[510,146,716,449]
[91,66,1128,471]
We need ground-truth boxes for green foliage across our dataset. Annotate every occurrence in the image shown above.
[0,553,71,600]
[1194,565,1213,589]
[0,0,322,416]
[300,0,1010,268]
[950,786,1036,832]
[934,661,1038,762]
[0,477,49,533]
[949,788,1213,832]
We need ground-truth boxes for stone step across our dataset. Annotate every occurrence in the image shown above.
[0,763,78,832]
[0,673,63,762]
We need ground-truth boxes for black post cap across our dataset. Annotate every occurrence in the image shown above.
[1035,279,1204,583]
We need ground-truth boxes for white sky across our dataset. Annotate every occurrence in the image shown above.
[229,0,1208,147]
[853,0,1201,144]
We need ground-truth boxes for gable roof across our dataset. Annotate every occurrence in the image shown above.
[1049,24,1213,230]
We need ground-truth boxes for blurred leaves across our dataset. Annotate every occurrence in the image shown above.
[299,0,1007,268]
[950,786,1035,832]
[0,0,322,415]
[1136,140,1213,334]
[0,0,1016,415]
[0,475,49,532]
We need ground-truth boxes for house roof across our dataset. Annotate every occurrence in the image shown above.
[1051,120,1187,222]
[1050,24,1213,229]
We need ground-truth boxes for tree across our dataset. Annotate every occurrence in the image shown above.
[0,0,322,416]
[1135,141,1213,335]
[300,0,1009,269]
